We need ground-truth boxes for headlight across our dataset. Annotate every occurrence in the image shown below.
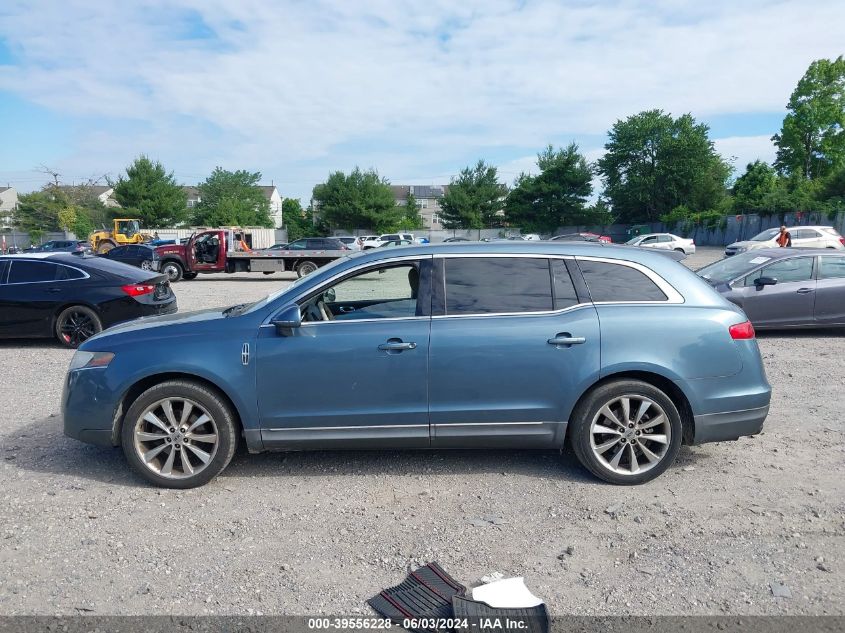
[69,351,115,371]
[735,246,747,253]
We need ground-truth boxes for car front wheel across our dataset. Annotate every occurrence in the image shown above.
[121,380,238,488]
[569,379,682,485]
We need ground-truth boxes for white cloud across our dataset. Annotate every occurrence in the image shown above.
[713,135,777,174]
[0,0,840,201]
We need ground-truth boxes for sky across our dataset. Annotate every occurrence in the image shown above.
[0,0,842,204]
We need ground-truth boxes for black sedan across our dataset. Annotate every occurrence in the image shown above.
[0,253,177,347]
[696,248,845,328]
[100,244,160,271]
[25,240,89,253]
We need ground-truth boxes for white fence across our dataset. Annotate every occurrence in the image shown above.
[141,227,277,249]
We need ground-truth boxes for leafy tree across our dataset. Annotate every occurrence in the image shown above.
[192,168,273,228]
[15,190,62,233]
[282,198,323,242]
[597,110,731,222]
[504,144,594,234]
[439,160,505,229]
[111,156,188,227]
[773,56,845,180]
[731,160,779,213]
[399,192,424,231]
[312,168,400,232]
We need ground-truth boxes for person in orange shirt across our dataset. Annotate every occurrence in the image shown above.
[776,225,792,247]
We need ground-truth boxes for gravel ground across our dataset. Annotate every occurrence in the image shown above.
[0,246,843,616]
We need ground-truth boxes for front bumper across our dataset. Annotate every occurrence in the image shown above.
[62,368,122,447]
[693,404,768,444]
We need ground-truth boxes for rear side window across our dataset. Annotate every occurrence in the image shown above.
[578,260,668,302]
[9,261,60,283]
[0,260,9,283]
[551,260,579,309]
[445,257,553,315]
[818,256,845,280]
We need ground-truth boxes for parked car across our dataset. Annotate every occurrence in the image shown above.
[334,236,361,251]
[443,237,471,242]
[0,253,176,348]
[63,242,770,488]
[549,233,602,243]
[99,244,161,271]
[25,240,89,253]
[725,226,845,256]
[379,239,414,247]
[286,237,349,251]
[267,243,289,250]
[522,234,542,241]
[696,248,845,328]
[626,233,696,255]
[357,235,378,248]
[362,234,414,249]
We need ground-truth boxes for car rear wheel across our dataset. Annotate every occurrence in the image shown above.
[569,379,682,485]
[162,261,183,282]
[55,305,102,348]
[296,260,318,277]
[121,380,238,488]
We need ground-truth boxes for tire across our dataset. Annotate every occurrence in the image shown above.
[296,260,318,277]
[569,379,682,485]
[162,261,184,282]
[55,305,103,348]
[96,240,116,254]
[140,260,153,271]
[182,272,198,280]
[121,380,238,489]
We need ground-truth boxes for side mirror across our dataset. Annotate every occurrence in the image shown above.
[754,276,777,288]
[271,304,302,335]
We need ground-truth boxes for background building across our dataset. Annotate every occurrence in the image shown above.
[391,185,448,229]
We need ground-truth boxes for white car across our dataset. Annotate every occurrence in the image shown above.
[362,233,415,249]
[725,226,845,256]
[334,236,361,251]
[626,233,696,255]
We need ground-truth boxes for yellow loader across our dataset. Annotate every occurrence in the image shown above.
[89,219,151,254]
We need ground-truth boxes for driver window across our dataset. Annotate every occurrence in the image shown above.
[300,263,421,322]
[746,258,813,285]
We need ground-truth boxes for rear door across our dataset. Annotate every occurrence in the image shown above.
[814,255,845,325]
[429,255,600,448]
[737,256,816,327]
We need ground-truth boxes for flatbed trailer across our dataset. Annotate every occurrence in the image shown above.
[155,228,348,281]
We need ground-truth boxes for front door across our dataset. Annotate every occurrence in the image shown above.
[429,256,600,448]
[187,231,224,272]
[256,257,432,449]
[738,256,816,327]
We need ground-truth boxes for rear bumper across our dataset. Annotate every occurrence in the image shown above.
[693,404,768,444]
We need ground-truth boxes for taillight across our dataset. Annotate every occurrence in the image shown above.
[121,283,155,297]
[729,320,755,340]
[690,240,695,245]
[839,237,844,246]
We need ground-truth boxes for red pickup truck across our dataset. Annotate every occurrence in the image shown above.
[154,229,348,282]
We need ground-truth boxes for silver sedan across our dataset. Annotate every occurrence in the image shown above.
[627,233,696,255]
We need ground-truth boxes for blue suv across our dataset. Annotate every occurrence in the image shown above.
[63,242,771,488]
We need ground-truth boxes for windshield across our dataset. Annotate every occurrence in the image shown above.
[242,254,355,314]
[625,237,642,245]
[118,220,140,237]
[751,228,780,242]
[697,251,773,282]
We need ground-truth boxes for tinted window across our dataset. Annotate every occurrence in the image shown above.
[9,261,61,283]
[384,234,400,241]
[288,240,306,250]
[551,260,579,309]
[305,239,322,249]
[819,256,845,280]
[56,264,85,280]
[578,260,668,302]
[445,257,553,315]
[759,257,813,283]
[0,260,9,283]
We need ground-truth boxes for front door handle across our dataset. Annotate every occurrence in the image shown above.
[378,339,417,352]
[548,334,586,347]
[797,288,815,294]
[46,287,62,293]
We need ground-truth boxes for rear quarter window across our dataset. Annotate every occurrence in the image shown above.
[578,260,668,302]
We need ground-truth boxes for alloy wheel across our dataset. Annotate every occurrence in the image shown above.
[133,397,219,480]
[59,310,98,346]
[589,394,671,476]
[141,260,152,270]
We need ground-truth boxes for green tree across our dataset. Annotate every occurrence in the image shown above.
[312,168,400,231]
[598,110,731,222]
[773,56,845,180]
[282,198,323,242]
[439,160,505,229]
[399,192,424,230]
[504,144,594,234]
[111,156,188,227]
[14,190,63,233]
[191,168,273,228]
[731,160,779,213]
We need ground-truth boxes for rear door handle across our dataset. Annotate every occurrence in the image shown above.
[548,335,586,346]
[46,287,62,293]
[378,339,417,352]
[797,288,815,294]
